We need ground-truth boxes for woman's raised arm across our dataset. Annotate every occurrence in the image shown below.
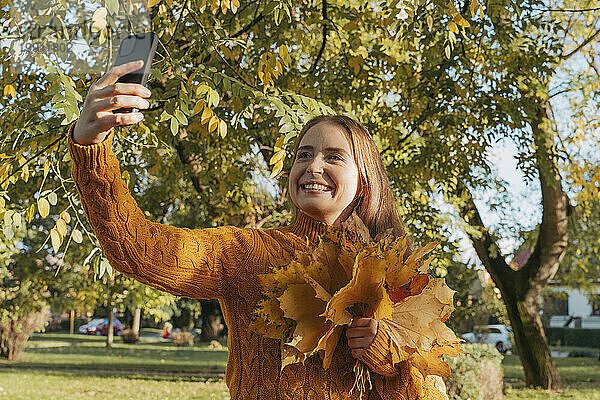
[68,61,257,299]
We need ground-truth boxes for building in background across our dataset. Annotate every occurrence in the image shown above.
[544,284,600,329]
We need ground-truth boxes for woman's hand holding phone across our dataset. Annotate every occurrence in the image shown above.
[72,60,151,146]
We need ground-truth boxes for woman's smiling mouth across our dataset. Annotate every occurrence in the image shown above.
[300,183,334,193]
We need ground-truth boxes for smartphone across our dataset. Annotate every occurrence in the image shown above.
[112,32,158,114]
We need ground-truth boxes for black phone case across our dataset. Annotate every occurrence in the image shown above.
[112,32,158,114]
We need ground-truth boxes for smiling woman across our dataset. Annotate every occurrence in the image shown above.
[289,122,360,226]
[289,115,410,240]
[67,63,447,399]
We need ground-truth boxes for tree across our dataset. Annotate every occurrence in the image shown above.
[2,0,599,388]
[0,224,72,360]
[73,248,180,346]
[0,224,46,360]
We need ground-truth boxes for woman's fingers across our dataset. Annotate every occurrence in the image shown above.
[346,326,375,338]
[72,61,150,145]
[347,318,377,338]
[94,60,144,89]
[92,95,150,113]
[347,318,378,358]
[93,82,151,100]
[94,112,144,132]
[347,336,373,349]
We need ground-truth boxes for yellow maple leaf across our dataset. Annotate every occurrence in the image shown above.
[380,278,462,374]
[249,296,290,339]
[278,283,331,355]
[314,324,344,369]
[410,343,464,378]
[326,248,394,324]
[386,238,436,289]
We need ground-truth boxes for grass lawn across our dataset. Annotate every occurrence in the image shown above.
[0,370,230,400]
[0,332,230,400]
[503,349,600,400]
[9,332,228,374]
[1,333,599,399]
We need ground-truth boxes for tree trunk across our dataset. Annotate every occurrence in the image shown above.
[200,299,221,342]
[502,285,561,388]
[69,309,75,335]
[132,307,141,336]
[0,307,50,361]
[106,307,114,347]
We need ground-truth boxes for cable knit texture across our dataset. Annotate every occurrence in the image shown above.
[68,124,448,399]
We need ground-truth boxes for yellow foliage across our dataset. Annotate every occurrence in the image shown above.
[3,84,16,98]
[250,212,462,381]
[268,160,283,178]
[37,197,50,218]
[50,228,61,253]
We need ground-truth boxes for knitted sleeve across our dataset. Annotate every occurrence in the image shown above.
[67,124,258,300]
[358,323,398,377]
[359,325,449,399]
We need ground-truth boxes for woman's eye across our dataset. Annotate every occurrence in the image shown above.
[329,154,343,161]
[297,152,311,159]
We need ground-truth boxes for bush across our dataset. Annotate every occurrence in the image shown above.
[546,327,600,348]
[120,329,139,344]
[444,343,504,400]
[0,307,50,361]
[172,331,194,347]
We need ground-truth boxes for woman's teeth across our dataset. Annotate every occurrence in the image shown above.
[301,183,333,191]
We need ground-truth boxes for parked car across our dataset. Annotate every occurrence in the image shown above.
[461,324,512,353]
[78,318,123,336]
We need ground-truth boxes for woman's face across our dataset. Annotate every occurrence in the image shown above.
[289,122,360,225]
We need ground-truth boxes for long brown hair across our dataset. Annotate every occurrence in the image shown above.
[289,115,409,240]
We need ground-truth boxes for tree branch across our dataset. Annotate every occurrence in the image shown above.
[561,26,600,60]
[231,13,264,38]
[453,181,518,292]
[163,0,189,48]
[0,131,65,188]
[309,0,328,74]
[532,6,600,12]
[522,100,570,289]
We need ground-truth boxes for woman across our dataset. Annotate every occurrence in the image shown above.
[70,60,448,399]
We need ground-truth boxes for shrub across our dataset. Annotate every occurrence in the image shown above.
[546,327,600,348]
[120,329,139,344]
[0,307,50,361]
[444,343,504,400]
[172,331,194,347]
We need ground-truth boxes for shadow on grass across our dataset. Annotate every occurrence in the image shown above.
[1,361,226,373]
[23,345,225,359]
[0,367,225,383]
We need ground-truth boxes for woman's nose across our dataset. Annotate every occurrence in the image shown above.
[306,157,324,174]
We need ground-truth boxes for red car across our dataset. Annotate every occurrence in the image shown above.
[78,318,123,336]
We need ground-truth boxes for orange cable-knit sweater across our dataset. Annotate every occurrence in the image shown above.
[67,125,448,400]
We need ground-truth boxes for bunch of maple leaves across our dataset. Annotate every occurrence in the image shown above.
[250,213,463,381]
